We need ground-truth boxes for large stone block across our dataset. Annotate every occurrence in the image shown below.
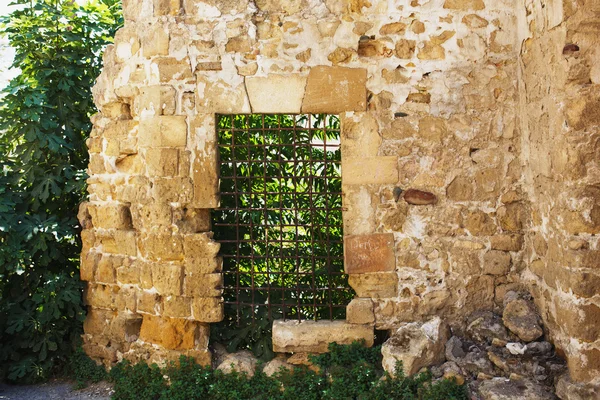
[139,116,187,148]
[184,273,223,297]
[302,66,367,113]
[272,320,374,353]
[153,264,184,296]
[344,233,395,274]
[139,315,198,350]
[163,296,192,318]
[98,231,137,256]
[192,297,224,322]
[246,74,307,113]
[138,233,184,262]
[183,233,221,274]
[346,298,375,325]
[145,148,179,177]
[348,272,398,298]
[342,157,398,185]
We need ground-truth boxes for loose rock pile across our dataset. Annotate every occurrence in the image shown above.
[383,291,568,399]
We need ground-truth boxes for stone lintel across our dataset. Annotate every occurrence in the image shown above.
[246,74,307,113]
[272,320,374,353]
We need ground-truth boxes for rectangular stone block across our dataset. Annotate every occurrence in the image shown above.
[163,296,192,318]
[130,203,173,232]
[99,230,137,256]
[84,284,117,310]
[184,273,223,297]
[246,74,307,113]
[137,291,162,315]
[135,85,176,117]
[342,157,398,185]
[152,264,184,296]
[109,313,143,342]
[345,233,396,274]
[154,57,193,83]
[81,252,100,281]
[138,233,184,262]
[272,320,374,353]
[151,177,193,203]
[114,285,137,312]
[141,25,169,57]
[183,233,221,273]
[83,308,115,336]
[302,66,367,113]
[139,315,197,350]
[348,272,398,298]
[139,116,187,148]
[88,204,132,230]
[192,297,224,322]
[347,298,375,325]
[174,208,211,233]
[340,112,381,159]
[145,148,179,176]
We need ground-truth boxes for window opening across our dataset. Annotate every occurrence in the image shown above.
[213,114,353,325]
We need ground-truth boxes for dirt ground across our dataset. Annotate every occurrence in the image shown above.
[0,380,113,400]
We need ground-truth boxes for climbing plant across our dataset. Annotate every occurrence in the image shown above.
[0,0,121,382]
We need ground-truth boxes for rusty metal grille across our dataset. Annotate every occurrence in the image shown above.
[213,114,353,324]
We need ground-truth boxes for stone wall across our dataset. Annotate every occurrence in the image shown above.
[519,0,600,384]
[79,0,599,384]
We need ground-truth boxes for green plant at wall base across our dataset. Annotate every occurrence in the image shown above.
[212,114,354,360]
[0,0,121,382]
[108,342,468,400]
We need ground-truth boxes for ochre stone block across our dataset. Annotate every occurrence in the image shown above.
[482,250,511,275]
[348,272,398,298]
[342,157,398,185]
[81,252,100,281]
[183,233,221,273]
[246,74,307,113]
[84,309,115,336]
[139,315,197,350]
[155,57,194,83]
[138,233,184,262]
[84,284,118,310]
[163,296,192,318]
[152,264,184,296]
[152,177,193,203]
[191,297,224,322]
[137,291,162,315]
[131,203,173,231]
[145,148,179,177]
[272,320,374,353]
[184,273,223,297]
[302,66,367,113]
[98,231,137,256]
[443,0,485,10]
[345,233,396,274]
[347,298,375,325]
[139,116,187,148]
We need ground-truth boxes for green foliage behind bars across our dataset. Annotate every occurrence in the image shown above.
[0,0,121,382]
[212,114,354,359]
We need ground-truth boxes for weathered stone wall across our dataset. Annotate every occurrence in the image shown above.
[79,0,599,384]
[519,0,600,384]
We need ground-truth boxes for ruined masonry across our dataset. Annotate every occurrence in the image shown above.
[79,0,600,389]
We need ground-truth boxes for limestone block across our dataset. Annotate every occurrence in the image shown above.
[302,66,367,113]
[87,204,132,230]
[130,203,173,232]
[81,229,96,255]
[117,263,140,285]
[346,298,375,325]
[382,317,449,376]
[216,350,258,376]
[137,291,162,315]
[245,75,307,113]
[163,296,192,318]
[98,230,137,256]
[145,148,179,177]
[154,57,194,83]
[272,320,374,353]
[84,284,118,310]
[139,315,198,350]
[103,120,137,139]
[138,233,184,262]
[109,313,143,342]
[81,252,100,282]
[555,301,600,343]
[443,0,485,10]
[151,177,193,203]
[192,297,224,322]
[95,254,122,284]
[142,25,169,57]
[342,157,398,185]
[395,40,416,59]
[154,0,181,16]
[482,250,511,275]
[135,86,176,117]
[418,116,448,142]
[173,208,211,233]
[82,343,117,363]
[183,233,221,273]
[503,299,543,342]
[184,273,223,297]
[344,233,396,274]
[340,112,380,159]
[139,116,187,148]
[114,285,137,312]
[447,176,474,201]
[348,272,398,298]
[84,309,115,336]
[342,186,376,236]
[153,264,184,296]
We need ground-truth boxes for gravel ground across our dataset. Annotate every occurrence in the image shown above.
[0,380,113,400]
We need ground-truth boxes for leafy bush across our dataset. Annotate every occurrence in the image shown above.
[109,342,468,400]
[69,347,107,389]
[0,0,121,382]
